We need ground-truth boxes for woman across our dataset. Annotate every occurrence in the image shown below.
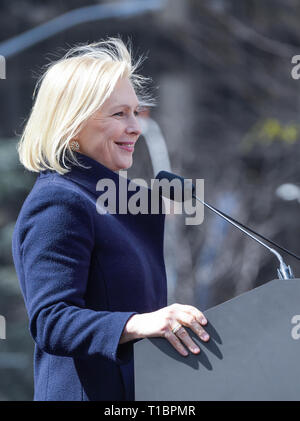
[11,38,209,401]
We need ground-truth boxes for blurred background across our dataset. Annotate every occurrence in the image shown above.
[1,0,300,400]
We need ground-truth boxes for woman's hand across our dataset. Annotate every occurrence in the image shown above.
[120,303,209,356]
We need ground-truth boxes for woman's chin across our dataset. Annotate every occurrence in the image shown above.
[116,157,133,171]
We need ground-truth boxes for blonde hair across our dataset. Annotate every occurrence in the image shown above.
[17,37,153,174]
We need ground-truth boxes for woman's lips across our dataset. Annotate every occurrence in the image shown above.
[115,142,135,152]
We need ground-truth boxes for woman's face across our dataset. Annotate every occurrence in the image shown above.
[75,76,142,171]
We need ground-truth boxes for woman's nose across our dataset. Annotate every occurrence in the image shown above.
[126,115,142,136]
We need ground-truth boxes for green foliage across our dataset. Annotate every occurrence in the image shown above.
[0,137,35,400]
[242,118,300,151]
[0,138,35,201]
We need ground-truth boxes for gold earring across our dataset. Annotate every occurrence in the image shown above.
[70,140,80,152]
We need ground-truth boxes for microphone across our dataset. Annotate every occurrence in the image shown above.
[154,171,195,202]
[155,170,296,280]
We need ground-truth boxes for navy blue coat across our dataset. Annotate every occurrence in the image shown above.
[11,152,167,401]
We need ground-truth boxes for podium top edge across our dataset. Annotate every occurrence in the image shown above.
[204,277,300,313]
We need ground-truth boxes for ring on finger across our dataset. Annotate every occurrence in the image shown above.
[172,323,182,335]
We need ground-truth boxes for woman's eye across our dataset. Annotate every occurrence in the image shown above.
[113,110,140,117]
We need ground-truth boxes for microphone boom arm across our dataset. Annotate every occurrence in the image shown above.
[193,194,294,280]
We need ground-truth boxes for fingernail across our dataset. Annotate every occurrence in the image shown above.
[192,347,200,353]
[201,318,207,324]
[201,333,209,341]
[182,350,188,356]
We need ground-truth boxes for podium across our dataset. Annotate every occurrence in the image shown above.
[134,278,300,400]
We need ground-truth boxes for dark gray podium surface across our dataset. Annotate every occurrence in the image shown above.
[134,278,300,401]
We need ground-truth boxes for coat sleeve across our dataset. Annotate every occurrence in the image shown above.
[19,180,137,364]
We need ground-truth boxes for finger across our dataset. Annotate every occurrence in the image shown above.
[164,330,189,357]
[184,305,208,326]
[179,313,210,342]
[190,320,210,342]
[175,326,201,354]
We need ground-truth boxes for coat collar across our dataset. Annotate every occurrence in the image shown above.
[61,152,129,196]
[38,152,164,214]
